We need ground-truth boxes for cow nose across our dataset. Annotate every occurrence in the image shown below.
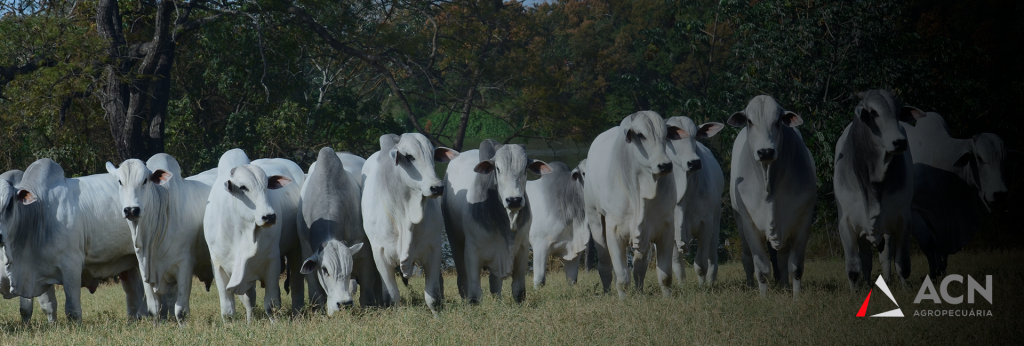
[505,196,523,209]
[123,207,140,218]
[756,149,775,161]
[657,163,673,174]
[262,214,277,225]
[429,185,444,196]
[340,300,353,308]
[892,139,907,152]
[686,160,702,171]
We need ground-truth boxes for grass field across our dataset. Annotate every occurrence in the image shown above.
[1,250,1020,345]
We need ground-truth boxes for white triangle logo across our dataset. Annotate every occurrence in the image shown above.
[870,275,904,317]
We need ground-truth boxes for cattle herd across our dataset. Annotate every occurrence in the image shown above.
[0,92,1012,325]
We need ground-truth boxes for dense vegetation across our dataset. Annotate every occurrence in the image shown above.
[1,0,1020,258]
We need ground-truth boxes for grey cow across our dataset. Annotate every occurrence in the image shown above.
[834,90,924,290]
[728,95,816,298]
[526,160,589,288]
[665,116,725,287]
[902,112,1011,277]
[0,169,58,324]
[443,139,551,303]
[298,147,383,315]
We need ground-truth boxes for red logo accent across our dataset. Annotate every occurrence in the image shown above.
[857,289,872,317]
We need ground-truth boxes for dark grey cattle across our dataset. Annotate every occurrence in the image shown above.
[834,90,924,290]
[902,112,1011,277]
[728,95,816,298]
[298,147,382,315]
[0,169,57,324]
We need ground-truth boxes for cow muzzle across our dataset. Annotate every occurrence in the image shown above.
[891,139,908,153]
[259,213,277,227]
[505,196,524,210]
[655,162,673,175]
[426,185,444,198]
[123,206,141,219]
[756,148,776,162]
[686,159,702,172]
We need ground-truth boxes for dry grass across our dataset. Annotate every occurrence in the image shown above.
[1,250,1020,345]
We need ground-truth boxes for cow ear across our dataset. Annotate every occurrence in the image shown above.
[697,122,724,138]
[389,149,400,166]
[300,254,319,275]
[105,161,117,175]
[267,175,292,190]
[620,116,634,143]
[434,147,459,163]
[150,169,172,185]
[224,180,235,193]
[474,160,495,174]
[727,111,747,128]
[17,190,35,205]
[571,171,584,186]
[527,159,553,175]
[667,125,688,140]
[900,106,926,122]
[781,111,804,127]
[954,151,975,168]
[349,242,363,254]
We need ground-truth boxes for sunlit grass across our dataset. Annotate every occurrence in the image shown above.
[1,250,1019,344]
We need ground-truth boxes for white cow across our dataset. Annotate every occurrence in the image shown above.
[584,111,683,298]
[363,133,457,313]
[443,139,550,304]
[105,154,217,323]
[298,147,383,315]
[204,149,304,322]
[728,95,816,298]
[0,158,148,321]
[665,116,725,286]
[527,160,589,288]
[0,169,57,324]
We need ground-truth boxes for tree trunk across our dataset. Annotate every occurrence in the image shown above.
[452,86,476,151]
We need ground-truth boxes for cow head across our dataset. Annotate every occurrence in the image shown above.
[666,116,723,175]
[105,160,171,223]
[571,159,587,187]
[620,111,682,176]
[300,240,362,316]
[223,165,292,228]
[474,143,552,214]
[955,133,1010,211]
[728,95,803,163]
[387,133,459,199]
[854,90,925,153]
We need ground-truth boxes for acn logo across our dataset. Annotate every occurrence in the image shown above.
[856,276,904,317]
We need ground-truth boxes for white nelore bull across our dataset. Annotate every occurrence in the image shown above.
[204,149,304,322]
[105,154,217,323]
[0,158,148,321]
[298,147,382,315]
[665,116,725,286]
[526,160,589,288]
[443,139,550,303]
[363,133,457,313]
[728,95,816,298]
[1,169,58,324]
[833,90,923,289]
[584,111,682,298]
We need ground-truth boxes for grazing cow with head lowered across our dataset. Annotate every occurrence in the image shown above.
[0,169,58,324]
[834,90,923,290]
[902,112,1011,277]
[665,116,725,286]
[443,139,549,303]
[0,158,148,321]
[204,149,304,322]
[364,133,457,313]
[298,147,382,315]
[105,154,217,324]
[728,95,816,298]
[526,160,589,288]
[584,111,683,298]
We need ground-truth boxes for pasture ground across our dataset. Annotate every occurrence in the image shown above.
[1,250,1020,345]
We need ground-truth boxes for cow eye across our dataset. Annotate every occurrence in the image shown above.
[406,154,415,162]
[239,186,249,192]
[118,180,122,186]
[636,133,646,141]
[142,179,148,185]
[321,267,329,277]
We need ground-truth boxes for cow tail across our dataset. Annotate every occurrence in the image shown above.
[282,255,291,294]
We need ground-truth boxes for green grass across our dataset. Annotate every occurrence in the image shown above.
[1,250,1021,345]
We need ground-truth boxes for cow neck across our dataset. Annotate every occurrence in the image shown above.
[379,161,423,232]
[133,182,173,289]
[622,135,655,251]
[844,119,886,221]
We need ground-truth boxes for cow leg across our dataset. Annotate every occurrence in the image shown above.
[736,211,756,289]
[175,266,194,325]
[511,246,529,303]
[857,237,874,289]
[879,234,894,284]
[775,249,792,290]
[422,252,443,314]
[655,241,675,297]
[563,257,580,287]
[62,270,83,322]
[288,251,305,315]
[694,227,711,286]
[532,243,549,289]
[631,247,649,293]
[241,287,256,323]
[373,251,401,306]
[19,297,33,324]
[488,271,503,298]
[465,255,483,304]
[449,233,468,300]
[606,224,630,299]
[672,246,686,285]
[672,208,687,284]
[39,285,57,322]
[263,263,283,322]
[213,265,236,321]
[893,227,911,285]
[119,268,148,319]
[595,242,613,292]
[789,235,809,300]
[840,220,862,291]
